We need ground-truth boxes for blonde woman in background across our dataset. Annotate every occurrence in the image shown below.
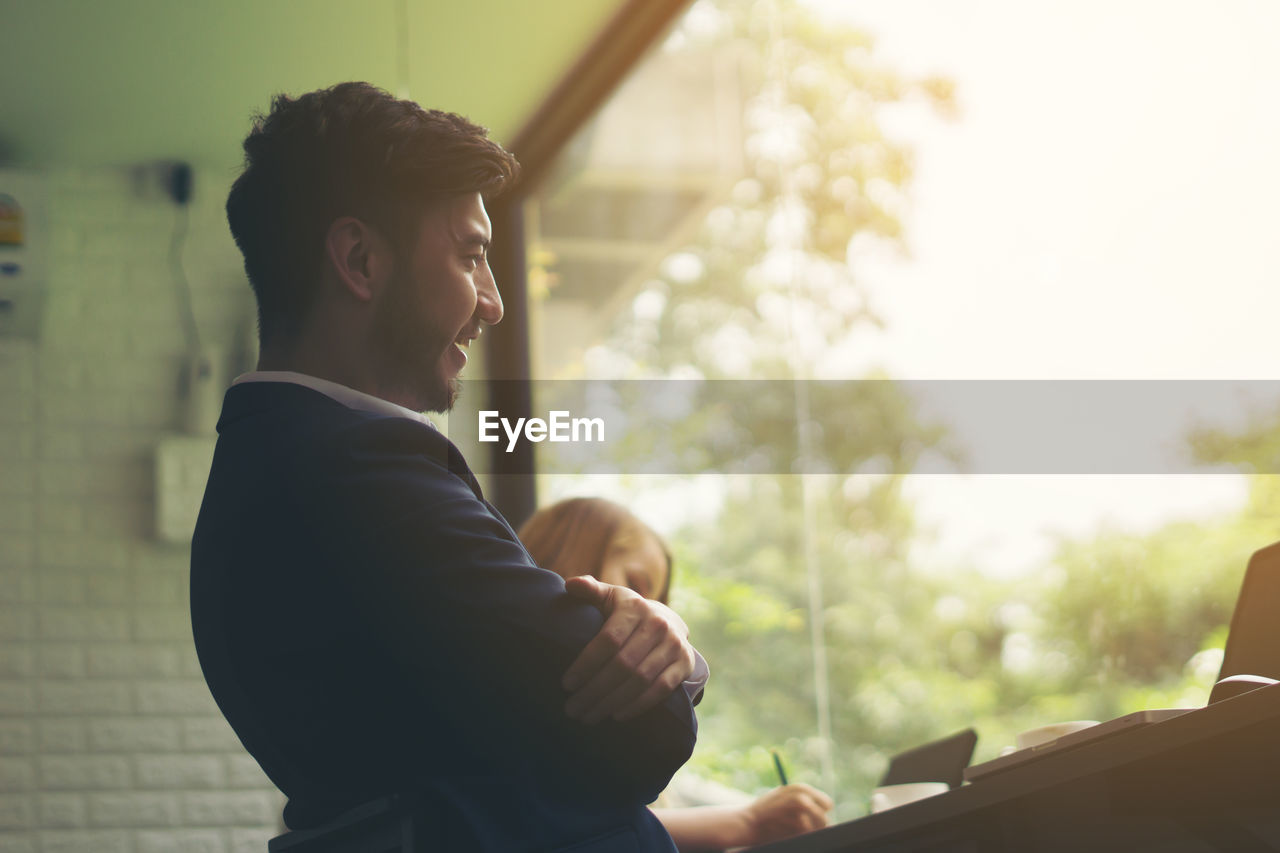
[521,497,834,852]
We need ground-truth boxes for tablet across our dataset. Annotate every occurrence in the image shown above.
[881,728,978,789]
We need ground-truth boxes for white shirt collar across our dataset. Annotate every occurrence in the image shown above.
[232,371,439,430]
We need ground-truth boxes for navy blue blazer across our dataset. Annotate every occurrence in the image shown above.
[190,382,698,852]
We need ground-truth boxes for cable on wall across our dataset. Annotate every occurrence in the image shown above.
[167,162,200,354]
[163,162,219,434]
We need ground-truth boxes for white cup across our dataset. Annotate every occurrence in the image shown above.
[870,782,949,813]
[1015,720,1099,750]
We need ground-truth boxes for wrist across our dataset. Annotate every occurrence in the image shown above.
[736,802,762,846]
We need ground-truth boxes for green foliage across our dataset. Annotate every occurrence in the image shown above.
[669,484,1254,817]
[551,0,1276,821]
[598,0,955,380]
[1190,402,1280,474]
[1039,520,1257,686]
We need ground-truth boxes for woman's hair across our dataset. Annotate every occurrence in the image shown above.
[519,497,673,604]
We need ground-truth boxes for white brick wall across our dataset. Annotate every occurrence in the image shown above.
[0,167,282,852]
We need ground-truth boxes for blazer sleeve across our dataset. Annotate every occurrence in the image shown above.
[311,417,698,806]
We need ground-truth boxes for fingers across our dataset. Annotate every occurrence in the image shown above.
[561,590,694,724]
[566,642,675,724]
[565,610,689,723]
[563,610,663,720]
[560,581,624,692]
[788,782,834,813]
[748,784,834,843]
[780,784,833,829]
[612,653,694,722]
[563,574,610,605]
[796,791,831,831]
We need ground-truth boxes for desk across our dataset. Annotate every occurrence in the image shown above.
[750,683,1280,852]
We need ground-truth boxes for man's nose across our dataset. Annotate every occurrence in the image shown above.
[477,264,504,325]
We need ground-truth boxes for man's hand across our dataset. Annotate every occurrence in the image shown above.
[560,575,697,724]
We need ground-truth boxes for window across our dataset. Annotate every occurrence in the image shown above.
[521,0,1280,818]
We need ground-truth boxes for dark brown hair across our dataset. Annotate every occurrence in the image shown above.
[226,81,520,345]
[519,497,673,604]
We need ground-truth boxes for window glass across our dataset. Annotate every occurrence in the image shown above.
[523,0,1280,818]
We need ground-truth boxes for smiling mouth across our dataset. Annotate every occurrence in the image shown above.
[450,330,480,372]
[455,328,482,350]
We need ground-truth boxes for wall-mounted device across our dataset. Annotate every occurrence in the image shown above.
[0,170,46,340]
[155,434,217,543]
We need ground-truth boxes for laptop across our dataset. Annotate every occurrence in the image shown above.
[1209,540,1280,698]
[964,540,1280,782]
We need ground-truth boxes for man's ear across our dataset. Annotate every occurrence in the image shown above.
[324,217,393,302]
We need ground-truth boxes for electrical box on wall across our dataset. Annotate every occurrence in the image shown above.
[155,435,217,543]
[0,170,47,340]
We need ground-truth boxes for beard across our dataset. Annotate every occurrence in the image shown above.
[436,374,462,413]
[372,274,459,414]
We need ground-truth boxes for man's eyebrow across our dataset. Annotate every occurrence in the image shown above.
[458,233,490,250]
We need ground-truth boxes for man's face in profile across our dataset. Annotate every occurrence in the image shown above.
[373,192,502,413]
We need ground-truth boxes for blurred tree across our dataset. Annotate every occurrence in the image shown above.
[560,0,965,814]
[545,0,1280,821]
[597,0,955,380]
[1037,521,1255,688]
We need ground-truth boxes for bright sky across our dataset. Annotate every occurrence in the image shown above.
[800,0,1280,574]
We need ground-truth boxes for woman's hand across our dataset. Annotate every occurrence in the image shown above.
[740,784,834,845]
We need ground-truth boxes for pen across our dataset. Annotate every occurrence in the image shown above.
[771,749,789,786]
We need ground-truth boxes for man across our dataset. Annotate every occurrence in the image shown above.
[191,82,705,852]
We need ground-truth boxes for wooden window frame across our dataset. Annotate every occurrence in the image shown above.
[484,0,692,525]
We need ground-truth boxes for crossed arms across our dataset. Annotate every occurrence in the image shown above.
[319,416,703,803]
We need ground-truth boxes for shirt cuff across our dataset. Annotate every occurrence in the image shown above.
[682,649,709,707]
